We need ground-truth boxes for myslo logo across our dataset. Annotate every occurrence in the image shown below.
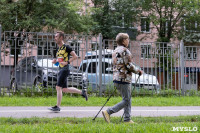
[172,127,198,132]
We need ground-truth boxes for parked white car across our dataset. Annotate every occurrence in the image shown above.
[79,57,160,92]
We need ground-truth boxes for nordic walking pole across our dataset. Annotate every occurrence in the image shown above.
[120,75,141,122]
[92,87,117,121]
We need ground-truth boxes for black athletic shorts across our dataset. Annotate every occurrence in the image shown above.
[56,66,70,88]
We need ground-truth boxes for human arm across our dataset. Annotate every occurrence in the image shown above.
[52,59,57,64]
[137,70,143,76]
[69,51,78,63]
[123,49,143,75]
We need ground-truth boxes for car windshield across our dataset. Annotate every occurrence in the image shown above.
[79,62,87,72]
[37,59,58,68]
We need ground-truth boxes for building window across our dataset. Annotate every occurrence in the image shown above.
[185,47,197,60]
[184,18,200,32]
[141,17,150,32]
[10,46,23,56]
[141,43,151,59]
[90,41,98,51]
[161,20,169,35]
[9,39,24,56]
[37,41,51,56]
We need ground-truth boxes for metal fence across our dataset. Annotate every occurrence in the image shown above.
[0,28,199,96]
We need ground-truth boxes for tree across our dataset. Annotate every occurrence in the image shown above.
[91,0,140,40]
[0,0,94,33]
[140,0,200,89]
[140,0,200,42]
[0,0,94,66]
[91,0,115,40]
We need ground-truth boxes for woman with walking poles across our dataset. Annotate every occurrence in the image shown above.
[102,33,143,123]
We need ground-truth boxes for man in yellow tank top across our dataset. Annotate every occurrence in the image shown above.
[48,31,88,112]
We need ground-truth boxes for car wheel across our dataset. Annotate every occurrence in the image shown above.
[10,79,18,93]
[34,78,42,92]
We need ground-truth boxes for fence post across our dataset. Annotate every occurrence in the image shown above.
[180,40,185,95]
[98,33,103,96]
[0,25,1,94]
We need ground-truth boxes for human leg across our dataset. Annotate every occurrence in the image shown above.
[104,84,131,121]
[62,87,81,94]
[47,85,62,111]
[48,69,66,111]
[106,84,128,114]
[56,86,63,107]
[102,83,123,123]
[63,87,88,101]
[122,84,131,122]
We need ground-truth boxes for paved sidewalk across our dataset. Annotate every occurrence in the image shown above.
[0,106,200,118]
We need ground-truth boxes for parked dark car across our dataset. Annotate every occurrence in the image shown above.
[9,56,83,92]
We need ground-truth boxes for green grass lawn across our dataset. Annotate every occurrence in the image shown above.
[1,96,200,132]
[0,116,199,133]
[0,96,200,106]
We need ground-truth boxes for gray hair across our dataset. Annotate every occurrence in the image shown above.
[116,33,129,46]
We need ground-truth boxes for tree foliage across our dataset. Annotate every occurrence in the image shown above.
[0,0,95,67]
[91,0,200,41]
[0,0,94,33]
[91,0,140,39]
[139,0,200,87]
[140,0,200,42]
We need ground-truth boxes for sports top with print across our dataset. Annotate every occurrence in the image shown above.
[56,44,73,68]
